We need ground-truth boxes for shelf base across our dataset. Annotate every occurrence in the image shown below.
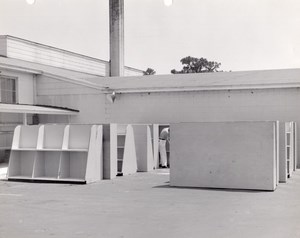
[8,176,86,184]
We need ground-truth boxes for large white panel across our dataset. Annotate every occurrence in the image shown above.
[170,121,278,191]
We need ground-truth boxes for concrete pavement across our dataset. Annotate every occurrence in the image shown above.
[0,168,300,238]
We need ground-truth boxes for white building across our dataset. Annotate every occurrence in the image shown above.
[0,35,143,160]
[0,35,300,168]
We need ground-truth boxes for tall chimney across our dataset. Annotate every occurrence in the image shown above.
[109,0,124,77]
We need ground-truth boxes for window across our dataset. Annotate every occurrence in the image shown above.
[0,76,16,104]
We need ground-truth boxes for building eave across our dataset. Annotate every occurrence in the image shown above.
[0,103,79,115]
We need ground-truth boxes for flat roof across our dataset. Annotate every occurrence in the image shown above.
[0,56,108,91]
[0,103,79,115]
[1,55,300,93]
[87,68,300,93]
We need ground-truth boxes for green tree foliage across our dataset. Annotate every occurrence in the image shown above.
[171,56,221,74]
[143,68,156,75]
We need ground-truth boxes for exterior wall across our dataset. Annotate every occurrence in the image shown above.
[124,67,143,76]
[37,76,106,124]
[0,69,35,149]
[0,36,143,77]
[170,121,278,191]
[0,69,35,104]
[1,36,109,76]
[0,37,7,57]
[36,77,300,166]
[108,88,300,167]
[108,88,300,124]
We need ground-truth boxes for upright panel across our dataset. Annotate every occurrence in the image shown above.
[293,122,297,171]
[121,125,137,175]
[132,125,154,172]
[153,124,160,169]
[278,122,287,182]
[103,124,117,179]
[85,125,103,183]
[170,121,278,191]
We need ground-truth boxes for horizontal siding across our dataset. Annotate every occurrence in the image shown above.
[124,67,143,76]
[6,38,109,76]
[37,76,100,96]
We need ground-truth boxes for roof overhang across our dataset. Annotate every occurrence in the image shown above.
[0,103,79,115]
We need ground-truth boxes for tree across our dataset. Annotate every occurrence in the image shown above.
[171,56,221,74]
[143,68,156,75]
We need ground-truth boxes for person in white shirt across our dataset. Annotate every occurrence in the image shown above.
[159,127,169,168]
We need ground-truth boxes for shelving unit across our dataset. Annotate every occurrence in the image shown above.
[117,127,126,175]
[285,122,293,178]
[292,122,297,172]
[7,124,103,184]
[285,122,297,178]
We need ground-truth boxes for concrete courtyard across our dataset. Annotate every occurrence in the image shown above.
[0,168,300,238]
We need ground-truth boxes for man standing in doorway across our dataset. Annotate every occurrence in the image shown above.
[159,127,170,168]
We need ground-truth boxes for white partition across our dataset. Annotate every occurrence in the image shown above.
[293,122,297,171]
[121,125,137,176]
[7,124,103,184]
[279,122,287,183]
[285,122,294,178]
[132,125,154,172]
[103,124,117,179]
[170,121,279,191]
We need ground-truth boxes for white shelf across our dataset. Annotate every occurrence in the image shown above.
[13,148,38,151]
[33,177,59,180]
[36,149,63,152]
[117,125,126,174]
[8,124,103,184]
[62,149,88,152]
[8,176,33,180]
[57,178,86,183]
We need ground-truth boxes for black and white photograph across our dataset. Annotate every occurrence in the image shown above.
[0,0,300,237]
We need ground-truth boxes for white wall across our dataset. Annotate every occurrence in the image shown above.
[36,78,300,166]
[1,69,35,104]
[170,121,278,191]
[0,36,143,77]
[4,36,109,76]
[108,88,300,167]
[108,88,300,124]
[37,77,106,124]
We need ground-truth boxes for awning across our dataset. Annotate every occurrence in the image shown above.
[0,103,79,115]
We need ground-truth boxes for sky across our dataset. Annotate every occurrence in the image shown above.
[0,0,300,74]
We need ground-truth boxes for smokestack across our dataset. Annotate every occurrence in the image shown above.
[109,0,124,77]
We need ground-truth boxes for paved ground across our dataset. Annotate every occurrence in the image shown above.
[0,168,300,238]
